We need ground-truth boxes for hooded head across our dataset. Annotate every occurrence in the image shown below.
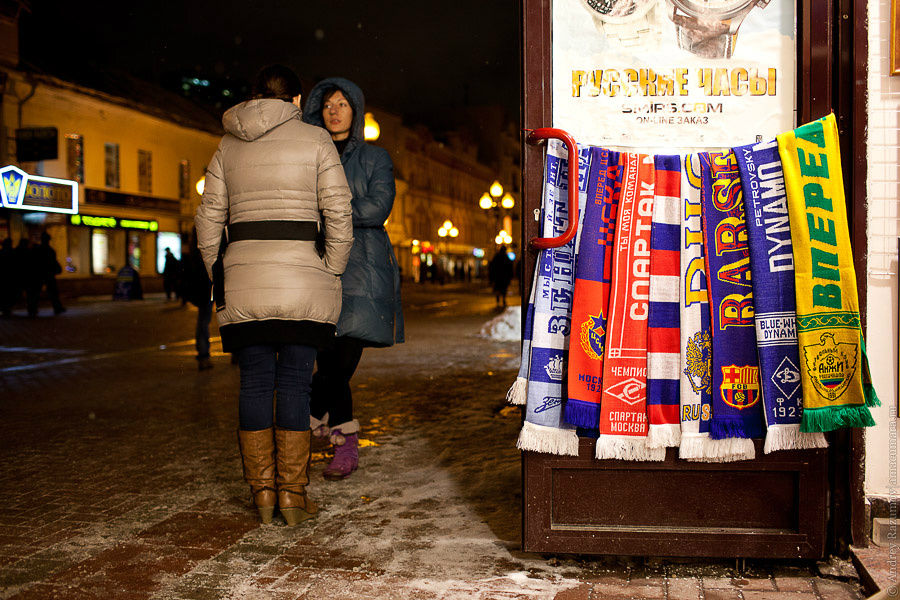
[221,64,303,142]
[302,77,366,143]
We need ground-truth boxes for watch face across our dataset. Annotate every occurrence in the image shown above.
[581,0,656,23]
[669,0,759,20]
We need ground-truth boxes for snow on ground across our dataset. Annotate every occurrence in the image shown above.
[478,306,521,342]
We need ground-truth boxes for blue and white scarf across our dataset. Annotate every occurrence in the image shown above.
[516,140,589,455]
[733,140,827,453]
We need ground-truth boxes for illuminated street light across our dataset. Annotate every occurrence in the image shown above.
[489,180,503,199]
[442,220,453,230]
[501,193,515,209]
[479,193,493,210]
[364,112,380,141]
[195,177,206,195]
[449,227,459,237]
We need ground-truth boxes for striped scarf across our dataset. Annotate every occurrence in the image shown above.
[596,153,665,461]
[516,140,589,455]
[646,155,682,449]
[565,147,621,429]
[776,114,879,431]
[700,151,761,457]
[733,139,827,452]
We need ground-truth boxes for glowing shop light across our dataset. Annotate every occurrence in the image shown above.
[364,112,380,141]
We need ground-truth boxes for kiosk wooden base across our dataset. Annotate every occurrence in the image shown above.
[523,439,828,558]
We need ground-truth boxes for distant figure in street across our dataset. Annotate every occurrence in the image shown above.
[26,233,65,317]
[196,64,353,526]
[162,248,180,301]
[488,247,514,308]
[183,228,213,371]
[11,239,30,312]
[0,238,14,317]
[303,77,405,481]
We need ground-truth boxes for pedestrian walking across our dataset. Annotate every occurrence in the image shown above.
[488,247,514,308]
[162,248,180,301]
[195,64,353,525]
[26,233,65,317]
[302,77,405,481]
[183,228,213,371]
[0,238,14,317]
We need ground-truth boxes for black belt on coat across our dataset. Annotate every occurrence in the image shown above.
[226,220,318,242]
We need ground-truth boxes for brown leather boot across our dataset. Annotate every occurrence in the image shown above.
[275,428,319,526]
[237,429,277,524]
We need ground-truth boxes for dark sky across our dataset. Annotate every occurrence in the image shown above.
[22,1,520,132]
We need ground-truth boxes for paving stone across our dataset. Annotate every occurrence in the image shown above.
[813,579,866,600]
[702,590,742,600]
[742,592,816,600]
[665,577,701,600]
[552,583,591,599]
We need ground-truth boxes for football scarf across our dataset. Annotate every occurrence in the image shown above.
[776,114,879,432]
[565,147,622,428]
[596,153,665,461]
[516,140,588,455]
[507,272,537,406]
[734,139,828,452]
[646,155,682,449]
[700,151,762,456]
[678,155,747,462]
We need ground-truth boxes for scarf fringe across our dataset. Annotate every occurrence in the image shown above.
[647,424,681,449]
[763,424,829,453]
[506,377,527,406]
[709,418,763,441]
[516,421,580,456]
[801,404,876,433]
[595,436,667,462]
[864,381,881,408]
[679,434,755,462]
[564,399,602,429]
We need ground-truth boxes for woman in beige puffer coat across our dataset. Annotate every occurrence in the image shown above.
[195,65,352,526]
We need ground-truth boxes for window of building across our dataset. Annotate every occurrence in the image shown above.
[156,232,181,273]
[104,143,120,189]
[66,134,84,183]
[138,150,152,194]
[91,229,109,274]
[178,160,191,200]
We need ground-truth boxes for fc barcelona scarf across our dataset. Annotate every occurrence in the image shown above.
[646,155,682,449]
[733,139,828,452]
[700,150,763,456]
[776,114,879,432]
[678,155,746,462]
[596,153,666,461]
[516,140,588,455]
[565,147,621,428]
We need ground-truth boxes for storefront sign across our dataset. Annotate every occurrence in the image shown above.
[70,214,158,231]
[0,165,79,214]
[552,0,796,148]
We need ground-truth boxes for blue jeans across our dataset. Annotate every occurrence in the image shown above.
[195,301,212,360]
[238,344,316,431]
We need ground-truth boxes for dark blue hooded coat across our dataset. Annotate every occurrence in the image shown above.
[303,78,404,347]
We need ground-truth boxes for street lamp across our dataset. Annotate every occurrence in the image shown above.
[364,112,380,141]
[480,180,515,246]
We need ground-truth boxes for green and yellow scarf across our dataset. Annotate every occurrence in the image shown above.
[776,114,879,432]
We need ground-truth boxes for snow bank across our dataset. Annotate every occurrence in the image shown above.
[478,306,521,342]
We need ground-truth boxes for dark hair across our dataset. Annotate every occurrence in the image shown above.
[252,64,303,102]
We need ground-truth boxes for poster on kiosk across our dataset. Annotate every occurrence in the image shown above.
[553,0,796,149]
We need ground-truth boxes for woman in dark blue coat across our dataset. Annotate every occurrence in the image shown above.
[303,77,404,480]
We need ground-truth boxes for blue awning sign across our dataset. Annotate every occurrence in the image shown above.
[0,165,79,215]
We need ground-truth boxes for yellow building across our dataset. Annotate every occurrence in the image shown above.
[0,66,221,295]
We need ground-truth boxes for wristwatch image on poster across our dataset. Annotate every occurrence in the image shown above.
[556,0,795,149]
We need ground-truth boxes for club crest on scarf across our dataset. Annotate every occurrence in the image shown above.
[605,377,647,407]
[683,330,711,395]
[544,355,565,381]
[802,332,859,401]
[580,313,606,360]
[772,356,801,399]
[720,365,760,409]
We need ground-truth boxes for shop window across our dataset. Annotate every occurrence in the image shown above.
[127,231,142,269]
[66,134,84,183]
[138,150,152,194]
[156,232,181,274]
[104,143,120,189]
[178,160,191,200]
[91,229,109,274]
